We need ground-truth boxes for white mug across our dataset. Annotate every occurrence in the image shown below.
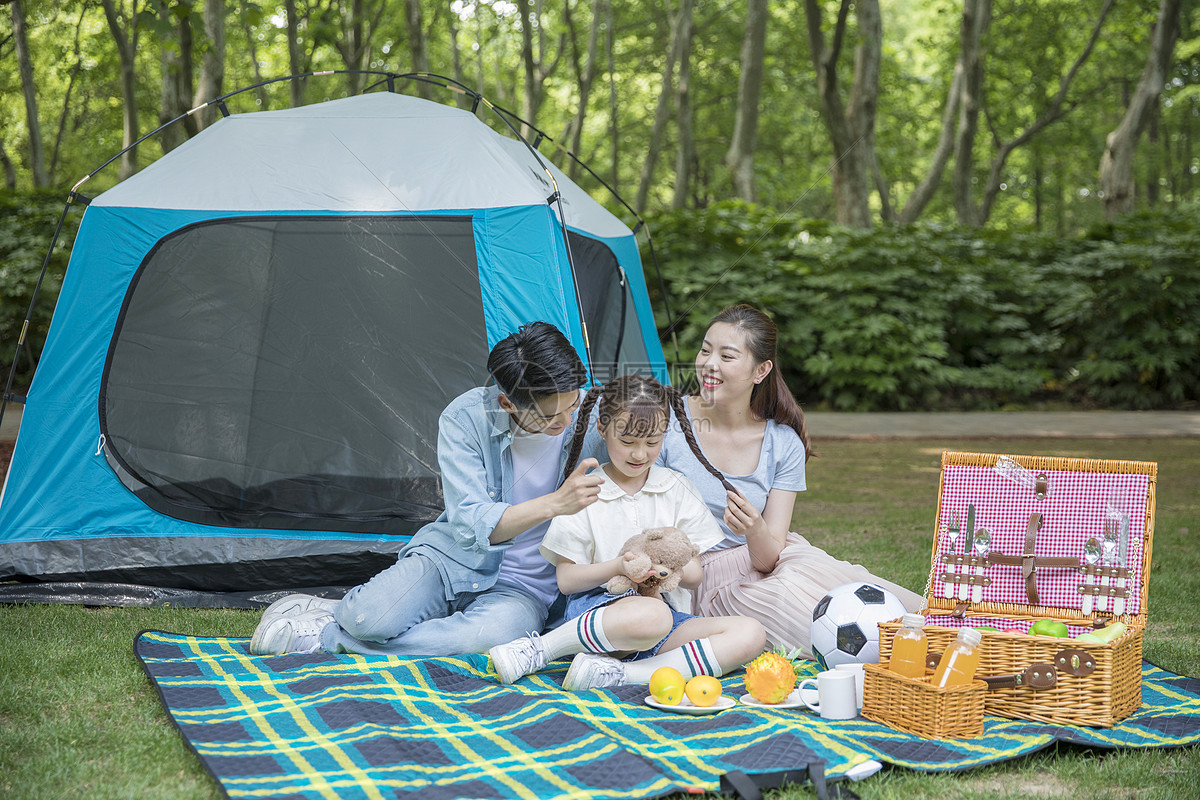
[798,669,858,720]
[834,663,865,711]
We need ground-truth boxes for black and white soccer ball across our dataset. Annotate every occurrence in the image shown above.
[811,582,907,670]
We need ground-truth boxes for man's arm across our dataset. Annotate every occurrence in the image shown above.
[488,459,603,544]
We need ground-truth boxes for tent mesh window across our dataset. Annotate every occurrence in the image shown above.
[568,232,650,383]
[101,215,489,534]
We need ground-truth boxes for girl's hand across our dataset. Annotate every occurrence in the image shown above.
[724,489,768,538]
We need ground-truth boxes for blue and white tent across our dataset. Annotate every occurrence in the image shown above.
[0,91,666,600]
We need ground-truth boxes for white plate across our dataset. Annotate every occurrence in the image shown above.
[737,690,807,709]
[644,694,736,715]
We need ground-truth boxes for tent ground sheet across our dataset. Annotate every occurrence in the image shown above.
[136,630,1200,800]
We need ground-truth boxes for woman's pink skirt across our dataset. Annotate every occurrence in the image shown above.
[692,533,923,658]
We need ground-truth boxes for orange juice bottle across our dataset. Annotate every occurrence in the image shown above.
[932,627,983,688]
[889,614,929,678]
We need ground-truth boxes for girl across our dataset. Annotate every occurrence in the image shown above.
[659,303,922,657]
[488,374,766,690]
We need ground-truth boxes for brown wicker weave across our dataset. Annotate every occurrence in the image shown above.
[877,450,1156,728]
[861,662,985,738]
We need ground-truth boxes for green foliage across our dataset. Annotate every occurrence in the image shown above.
[0,190,79,391]
[1049,209,1200,408]
[647,201,1200,410]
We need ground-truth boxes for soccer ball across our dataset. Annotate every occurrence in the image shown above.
[811,582,907,670]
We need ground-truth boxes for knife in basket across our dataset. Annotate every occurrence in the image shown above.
[965,504,975,555]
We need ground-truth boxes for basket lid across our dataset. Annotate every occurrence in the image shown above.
[924,451,1156,625]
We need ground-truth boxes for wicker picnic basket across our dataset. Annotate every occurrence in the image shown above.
[877,451,1156,728]
[861,662,985,739]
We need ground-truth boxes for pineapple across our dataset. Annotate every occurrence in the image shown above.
[743,647,802,704]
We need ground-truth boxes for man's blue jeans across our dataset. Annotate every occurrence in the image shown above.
[321,553,548,656]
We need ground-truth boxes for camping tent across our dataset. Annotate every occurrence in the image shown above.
[0,91,666,602]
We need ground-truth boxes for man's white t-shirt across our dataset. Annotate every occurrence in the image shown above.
[494,419,566,607]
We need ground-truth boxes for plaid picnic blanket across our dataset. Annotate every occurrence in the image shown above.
[136,631,1200,800]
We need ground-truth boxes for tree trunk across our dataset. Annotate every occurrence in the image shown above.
[803,0,880,228]
[473,4,488,96]
[974,0,1114,224]
[336,0,366,95]
[896,10,966,223]
[517,0,563,135]
[240,0,270,109]
[404,0,431,98]
[562,0,605,181]
[671,0,695,210]
[446,1,470,106]
[1099,0,1183,220]
[285,0,307,106]
[635,2,686,214]
[11,0,49,188]
[0,138,17,190]
[950,0,990,226]
[1146,107,1160,206]
[725,0,768,203]
[100,0,141,180]
[193,0,226,129]
[606,0,618,192]
[158,0,196,154]
[50,3,90,181]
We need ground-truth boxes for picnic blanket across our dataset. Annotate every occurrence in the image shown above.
[136,631,1200,800]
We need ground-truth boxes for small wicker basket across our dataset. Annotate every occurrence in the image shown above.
[878,450,1156,728]
[861,662,985,739]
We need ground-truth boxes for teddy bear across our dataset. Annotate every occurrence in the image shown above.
[604,526,699,601]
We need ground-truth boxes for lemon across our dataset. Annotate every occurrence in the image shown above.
[649,667,686,705]
[684,675,723,707]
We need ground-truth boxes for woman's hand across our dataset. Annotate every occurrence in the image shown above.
[726,489,785,572]
[679,557,703,590]
[724,489,767,537]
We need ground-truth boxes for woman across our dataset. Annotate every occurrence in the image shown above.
[658,303,922,657]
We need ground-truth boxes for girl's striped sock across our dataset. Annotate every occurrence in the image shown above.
[622,638,722,683]
[539,607,616,660]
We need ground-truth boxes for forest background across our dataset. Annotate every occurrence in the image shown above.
[2,0,1198,411]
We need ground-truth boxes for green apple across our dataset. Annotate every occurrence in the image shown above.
[1028,619,1070,638]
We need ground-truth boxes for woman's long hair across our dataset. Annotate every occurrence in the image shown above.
[706,304,813,461]
[562,374,734,492]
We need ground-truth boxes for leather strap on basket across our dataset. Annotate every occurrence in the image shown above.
[986,511,1079,605]
[1017,515,1046,604]
[1024,513,1042,604]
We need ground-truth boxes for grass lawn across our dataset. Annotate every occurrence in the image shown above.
[1,437,1197,799]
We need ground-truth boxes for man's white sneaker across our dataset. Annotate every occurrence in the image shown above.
[250,609,334,655]
[489,633,547,684]
[259,594,339,624]
[562,653,627,690]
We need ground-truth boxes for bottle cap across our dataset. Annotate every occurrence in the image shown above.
[901,613,925,628]
[958,627,983,647]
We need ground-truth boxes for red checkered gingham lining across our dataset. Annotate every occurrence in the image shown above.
[934,464,1149,616]
[921,614,1096,638]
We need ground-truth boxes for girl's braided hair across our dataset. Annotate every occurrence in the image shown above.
[561,374,735,493]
